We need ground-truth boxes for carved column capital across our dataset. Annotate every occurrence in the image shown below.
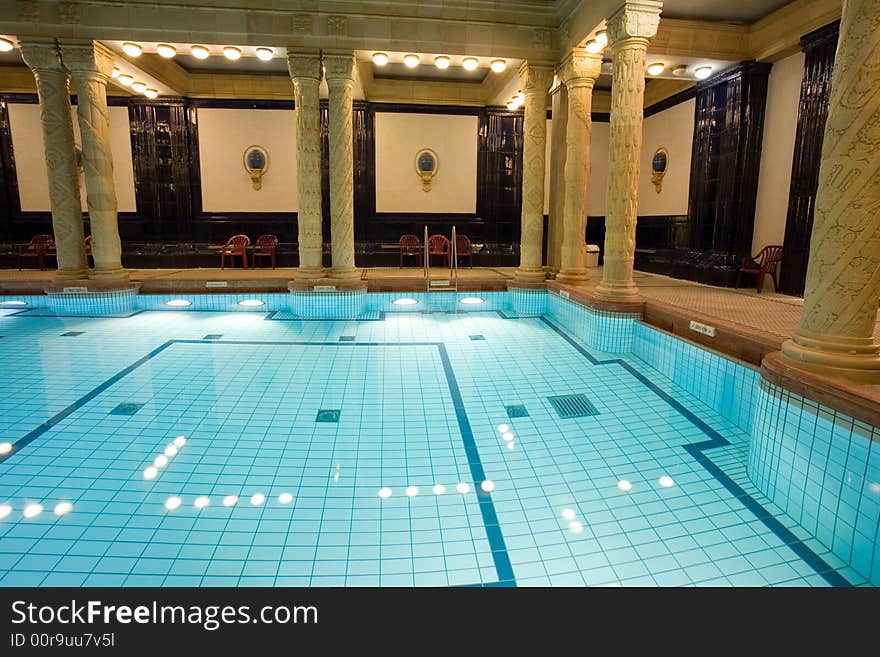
[518,62,554,98]
[286,51,322,81]
[606,1,662,48]
[560,50,603,90]
[58,40,115,80]
[323,52,356,84]
[18,40,64,73]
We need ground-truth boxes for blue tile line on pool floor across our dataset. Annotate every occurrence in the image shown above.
[0,338,516,588]
[539,317,851,588]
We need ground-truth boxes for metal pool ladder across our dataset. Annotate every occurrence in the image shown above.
[424,225,459,312]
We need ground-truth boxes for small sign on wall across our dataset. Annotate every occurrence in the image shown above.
[689,320,716,337]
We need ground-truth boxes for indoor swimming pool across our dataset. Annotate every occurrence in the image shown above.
[0,291,874,587]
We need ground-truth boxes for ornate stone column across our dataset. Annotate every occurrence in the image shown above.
[18,39,87,282]
[557,50,603,285]
[287,52,325,280]
[780,0,880,383]
[595,1,661,299]
[323,53,359,280]
[514,62,554,284]
[546,74,567,274]
[59,40,128,284]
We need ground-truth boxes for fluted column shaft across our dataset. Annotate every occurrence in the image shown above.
[781,0,880,382]
[547,77,568,274]
[287,53,324,279]
[557,51,603,285]
[514,62,554,284]
[596,2,661,299]
[19,40,87,282]
[324,53,358,280]
[59,40,127,284]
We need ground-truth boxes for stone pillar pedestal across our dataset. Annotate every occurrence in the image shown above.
[288,52,325,281]
[19,40,88,283]
[595,1,661,300]
[324,53,359,281]
[513,62,554,284]
[60,40,128,285]
[781,0,880,383]
[556,50,603,286]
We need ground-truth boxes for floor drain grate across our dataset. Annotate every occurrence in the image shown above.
[505,404,529,418]
[316,409,341,423]
[110,403,144,416]
[61,331,84,337]
[203,334,223,340]
[547,394,598,419]
[339,336,355,342]
[469,335,485,341]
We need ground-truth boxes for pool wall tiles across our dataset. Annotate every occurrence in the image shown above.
[748,381,880,585]
[631,322,760,433]
[546,292,638,354]
[508,287,547,316]
[365,292,509,314]
[138,293,288,312]
[288,289,367,319]
[46,288,138,315]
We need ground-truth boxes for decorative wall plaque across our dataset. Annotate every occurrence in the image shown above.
[243,145,269,190]
[651,147,668,193]
[415,148,438,192]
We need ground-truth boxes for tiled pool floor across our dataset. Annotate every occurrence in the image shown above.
[0,310,865,586]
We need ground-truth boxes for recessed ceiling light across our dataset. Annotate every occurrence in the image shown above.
[23,503,43,519]
[659,475,675,488]
[585,39,602,53]
[222,495,238,507]
[378,487,392,499]
[0,504,11,519]
[122,42,143,57]
[694,66,713,80]
[459,297,484,305]
[163,444,178,457]
[0,38,14,53]
[506,99,518,111]
[403,54,420,68]
[595,29,608,47]
[156,44,176,58]
[671,65,687,76]
[502,432,514,442]
[480,480,495,493]
[54,501,73,516]
[250,493,266,506]
[647,62,665,76]
[462,57,478,71]
[517,91,525,102]
[490,59,506,73]
[569,520,584,533]
[278,492,293,504]
[0,442,12,455]
[117,74,134,86]
[111,67,120,78]
[405,485,419,497]
[392,297,418,306]
[432,484,446,495]
[191,45,210,60]
[238,299,265,307]
[194,496,210,509]
[143,466,158,480]
[144,88,159,99]
[164,496,182,511]
[153,454,168,468]
[561,508,576,521]
[255,47,273,61]
[617,479,632,492]
[456,482,470,494]
[372,52,389,66]
[434,55,450,69]
[131,81,147,93]
[497,424,509,433]
[223,46,242,60]
[173,436,186,448]
[0,300,27,306]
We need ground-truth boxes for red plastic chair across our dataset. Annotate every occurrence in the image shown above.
[455,234,473,268]
[252,234,278,269]
[17,234,55,270]
[220,234,250,269]
[735,245,783,293]
[427,234,451,267]
[398,234,422,267]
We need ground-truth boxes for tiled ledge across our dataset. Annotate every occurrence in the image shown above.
[761,351,880,430]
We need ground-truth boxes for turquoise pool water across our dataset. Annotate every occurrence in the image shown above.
[0,294,871,586]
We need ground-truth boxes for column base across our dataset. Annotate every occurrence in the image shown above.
[555,268,589,285]
[294,266,326,282]
[780,330,880,384]
[89,267,130,285]
[513,267,546,284]
[595,279,640,299]
[330,267,361,281]
[52,268,89,284]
